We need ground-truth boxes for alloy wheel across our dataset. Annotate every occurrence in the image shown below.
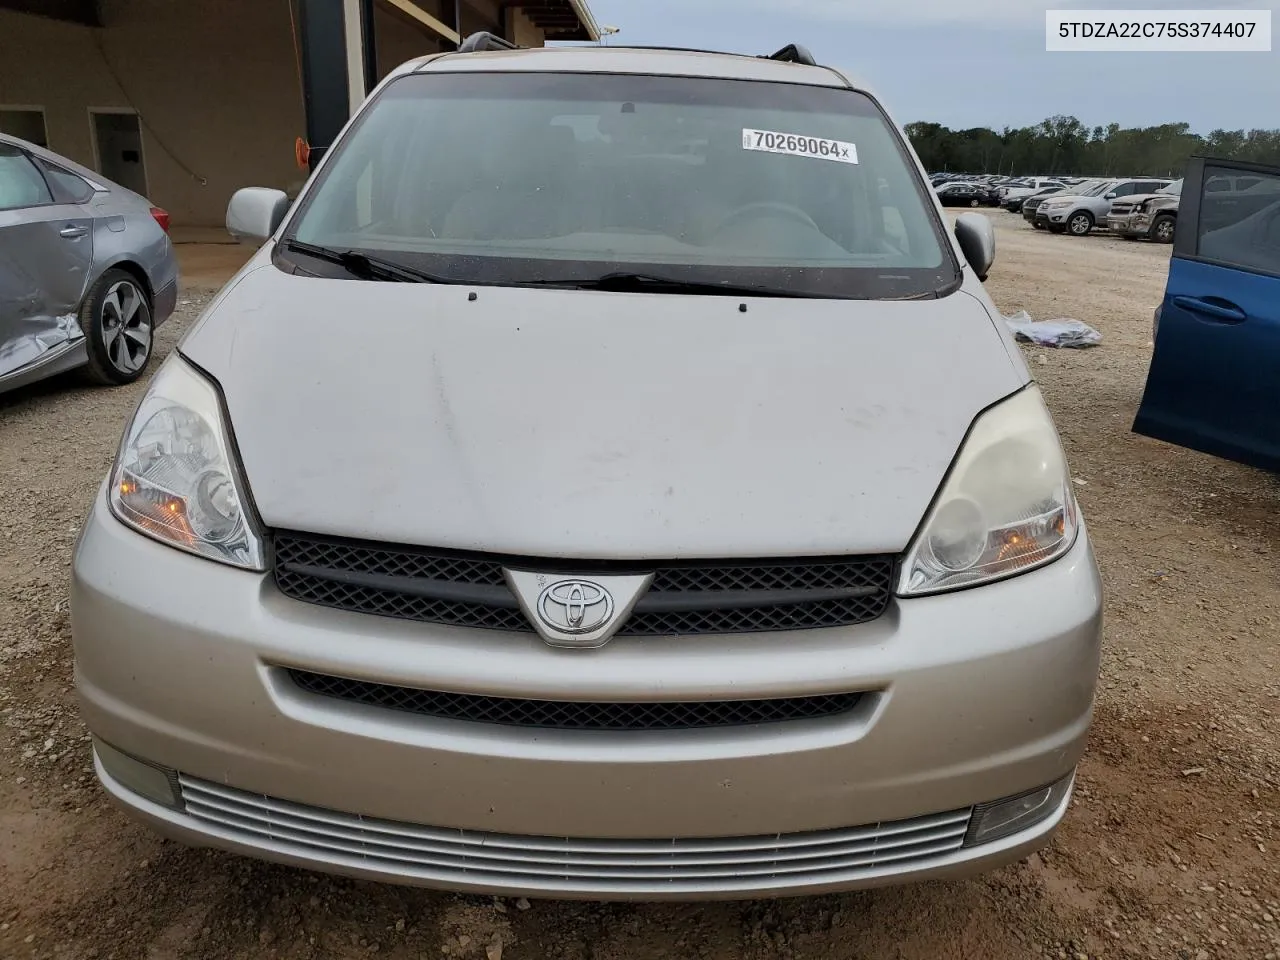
[100,280,152,375]
[1069,214,1092,236]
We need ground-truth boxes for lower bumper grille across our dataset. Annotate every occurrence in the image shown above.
[272,532,895,637]
[177,774,973,893]
[288,670,862,730]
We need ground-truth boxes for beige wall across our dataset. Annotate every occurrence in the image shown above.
[0,1,304,226]
[0,0,545,227]
[508,8,544,48]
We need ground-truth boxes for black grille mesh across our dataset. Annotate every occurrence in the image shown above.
[273,532,894,636]
[288,670,862,730]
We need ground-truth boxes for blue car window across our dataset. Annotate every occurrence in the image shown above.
[1197,166,1280,277]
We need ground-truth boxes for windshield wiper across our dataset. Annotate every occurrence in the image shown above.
[281,239,455,284]
[526,271,808,298]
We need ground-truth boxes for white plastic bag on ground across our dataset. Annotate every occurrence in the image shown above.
[1003,311,1101,348]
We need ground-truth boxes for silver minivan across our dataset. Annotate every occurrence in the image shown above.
[72,37,1103,900]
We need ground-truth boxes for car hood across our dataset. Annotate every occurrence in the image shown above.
[1119,192,1178,206]
[180,266,1024,559]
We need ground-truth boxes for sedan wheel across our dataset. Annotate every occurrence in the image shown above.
[82,269,154,386]
[1068,212,1094,236]
[969,198,980,207]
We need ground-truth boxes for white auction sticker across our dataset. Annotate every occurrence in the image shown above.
[742,128,858,164]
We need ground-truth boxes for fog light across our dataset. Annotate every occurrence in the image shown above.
[93,737,181,809]
[964,771,1074,846]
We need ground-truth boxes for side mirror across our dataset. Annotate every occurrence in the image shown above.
[1105,192,1117,200]
[226,187,290,243]
[954,212,995,281]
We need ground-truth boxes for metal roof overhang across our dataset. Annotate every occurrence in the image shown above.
[505,0,599,41]
[378,0,459,45]
[0,0,101,26]
[1,0,599,43]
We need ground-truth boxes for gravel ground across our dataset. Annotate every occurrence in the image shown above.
[1,217,1277,960]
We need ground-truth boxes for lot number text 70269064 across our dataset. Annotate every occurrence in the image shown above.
[742,128,859,165]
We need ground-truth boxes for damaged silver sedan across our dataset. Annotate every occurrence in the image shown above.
[0,133,177,395]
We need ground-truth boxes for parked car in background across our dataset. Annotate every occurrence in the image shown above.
[1024,180,1108,225]
[936,182,986,206]
[1134,157,1280,471]
[1107,180,1182,243]
[978,184,1004,207]
[1014,185,1066,216]
[1007,185,1051,213]
[1001,177,1064,204]
[1036,178,1172,236]
[72,37,1101,900]
[0,133,177,396]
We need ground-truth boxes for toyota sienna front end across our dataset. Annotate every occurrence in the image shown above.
[71,40,1103,900]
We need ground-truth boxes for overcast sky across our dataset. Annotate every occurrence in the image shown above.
[585,0,1278,133]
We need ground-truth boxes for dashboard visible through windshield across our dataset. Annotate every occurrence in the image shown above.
[280,71,959,300]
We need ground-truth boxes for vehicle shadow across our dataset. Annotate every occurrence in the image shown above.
[106,843,1042,959]
[0,369,95,413]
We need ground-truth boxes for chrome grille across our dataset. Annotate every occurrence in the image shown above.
[272,532,895,636]
[177,775,973,893]
[288,669,863,730]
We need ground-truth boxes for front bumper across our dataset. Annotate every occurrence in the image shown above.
[1106,213,1151,237]
[1037,208,1071,226]
[72,486,1103,898]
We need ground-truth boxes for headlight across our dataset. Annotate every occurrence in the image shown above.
[898,387,1078,596]
[108,356,264,570]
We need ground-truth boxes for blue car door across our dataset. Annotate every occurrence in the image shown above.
[1133,157,1280,472]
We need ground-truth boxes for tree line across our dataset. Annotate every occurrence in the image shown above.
[905,116,1280,177]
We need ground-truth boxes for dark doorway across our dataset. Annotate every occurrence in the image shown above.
[91,110,148,197]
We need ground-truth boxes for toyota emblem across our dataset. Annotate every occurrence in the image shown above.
[537,579,614,635]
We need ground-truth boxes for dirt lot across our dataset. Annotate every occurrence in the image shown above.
[1,217,1277,960]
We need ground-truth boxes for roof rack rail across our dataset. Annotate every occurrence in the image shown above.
[456,31,519,53]
[765,43,818,66]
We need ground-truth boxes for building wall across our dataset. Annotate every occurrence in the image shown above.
[374,3,446,79]
[460,0,503,36]
[0,0,547,228]
[508,8,544,47]
[0,1,305,226]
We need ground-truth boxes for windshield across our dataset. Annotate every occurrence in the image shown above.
[1079,181,1114,197]
[1159,179,1184,196]
[283,72,957,299]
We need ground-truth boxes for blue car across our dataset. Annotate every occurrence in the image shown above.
[1133,157,1280,471]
